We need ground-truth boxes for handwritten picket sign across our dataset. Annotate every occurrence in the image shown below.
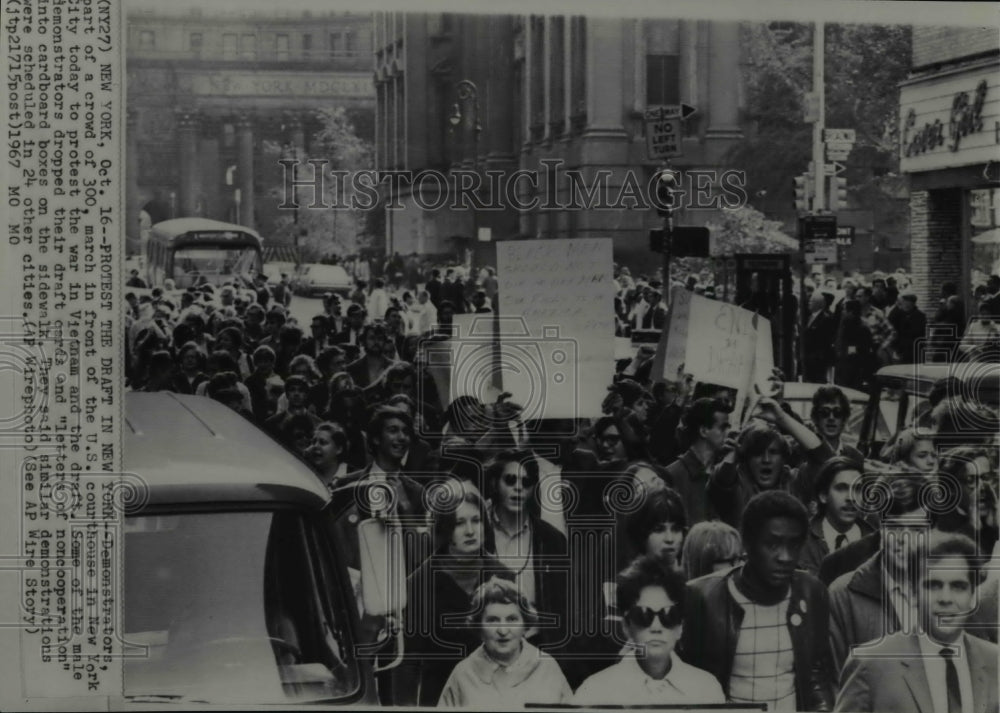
[497,238,615,419]
[656,286,772,422]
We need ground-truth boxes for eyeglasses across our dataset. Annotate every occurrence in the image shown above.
[815,407,845,419]
[502,473,538,488]
[624,605,683,629]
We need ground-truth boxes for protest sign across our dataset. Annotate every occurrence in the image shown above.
[497,238,615,420]
[656,286,763,420]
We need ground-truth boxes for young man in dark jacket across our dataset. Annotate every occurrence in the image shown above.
[681,490,836,712]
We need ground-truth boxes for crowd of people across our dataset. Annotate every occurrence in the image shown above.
[615,264,1000,391]
[124,261,998,710]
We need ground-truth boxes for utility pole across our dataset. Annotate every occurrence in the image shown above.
[813,21,825,217]
[799,21,825,382]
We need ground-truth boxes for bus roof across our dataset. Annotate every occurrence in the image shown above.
[124,392,329,511]
[150,218,263,244]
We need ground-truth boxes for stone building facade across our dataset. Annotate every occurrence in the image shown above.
[126,6,375,250]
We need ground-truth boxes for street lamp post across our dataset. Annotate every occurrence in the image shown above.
[282,142,302,262]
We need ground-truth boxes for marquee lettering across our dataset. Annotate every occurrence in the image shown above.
[903,79,989,158]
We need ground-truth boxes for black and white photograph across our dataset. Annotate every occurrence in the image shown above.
[2,0,999,710]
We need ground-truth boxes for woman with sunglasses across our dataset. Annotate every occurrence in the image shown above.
[572,555,725,705]
[438,577,572,707]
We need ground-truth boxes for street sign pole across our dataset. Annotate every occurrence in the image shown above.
[801,19,825,381]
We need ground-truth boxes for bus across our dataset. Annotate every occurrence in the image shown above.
[145,218,263,290]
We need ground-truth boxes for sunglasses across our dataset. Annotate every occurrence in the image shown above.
[815,407,845,419]
[624,605,683,629]
[502,473,538,488]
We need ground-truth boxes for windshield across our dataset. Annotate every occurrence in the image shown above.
[124,511,359,704]
[171,246,260,288]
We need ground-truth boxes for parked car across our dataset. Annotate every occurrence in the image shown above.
[291,263,354,297]
[857,362,1000,458]
[122,392,394,705]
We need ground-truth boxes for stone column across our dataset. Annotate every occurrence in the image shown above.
[199,115,221,220]
[126,108,140,242]
[236,113,255,228]
[706,21,742,137]
[585,18,626,134]
[177,109,201,216]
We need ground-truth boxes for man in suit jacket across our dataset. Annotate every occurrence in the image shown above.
[661,397,731,526]
[798,457,874,577]
[804,292,838,382]
[425,269,443,309]
[835,531,999,713]
[330,406,429,576]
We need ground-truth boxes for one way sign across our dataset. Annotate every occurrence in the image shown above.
[645,104,697,160]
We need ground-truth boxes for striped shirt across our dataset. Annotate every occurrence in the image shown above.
[726,578,797,711]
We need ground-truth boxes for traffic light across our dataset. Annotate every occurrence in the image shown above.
[828,175,848,211]
[652,168,681,217]
[794,174,814,212]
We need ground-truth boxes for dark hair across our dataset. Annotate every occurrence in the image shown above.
[484,450,541,516]
[678,398,730,448]
[148,350,174,373]
[278,324,304,345]
[740,490,809,549]
[592,415,620,437]
[467,576,537,627]
[616,554,687,617]
[252,344,276,365]
[205,371,240,398]
[911,531,981,588]
[736,421,790,461]
[366,406,413,455]
[842,299,861,317]
[266,309,287,326]
[284,374,310,392]
[177,341,206,367]
[382,360,416,386]
[279,413,318,447]
[310,314,330,328]
[811,385,850,418]
[207,350,239,374]
[624,487,688,556]
[813,456,863,505]
[361,321,389,342]
[316,346,347,374]
[218,325,245,349]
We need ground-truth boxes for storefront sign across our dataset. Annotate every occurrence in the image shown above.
[899,63,999,173]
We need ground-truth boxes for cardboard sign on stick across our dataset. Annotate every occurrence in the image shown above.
[497,238,615,420]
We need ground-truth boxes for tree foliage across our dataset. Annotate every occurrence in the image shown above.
[730,22,912,227]
[266,107,376,261]
[707,204,799,255]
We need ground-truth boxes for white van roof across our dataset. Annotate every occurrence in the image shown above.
[124,392,329,511]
